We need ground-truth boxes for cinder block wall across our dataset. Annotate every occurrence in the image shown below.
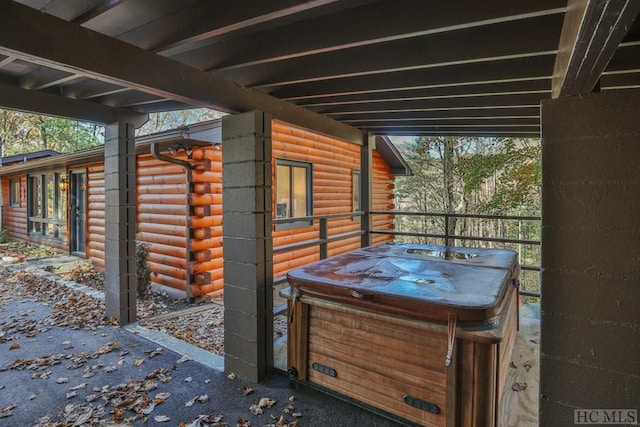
[540,90,640,424]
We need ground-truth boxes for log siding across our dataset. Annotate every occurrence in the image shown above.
[271,120,395,279]
[1,120,398,299]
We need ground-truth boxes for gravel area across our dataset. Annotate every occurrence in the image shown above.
[0,242,287,358]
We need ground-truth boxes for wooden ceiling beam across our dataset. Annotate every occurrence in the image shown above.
[317,93,548,115]
[72,0,124,25]
[192,0,565,72]
[296,79,552,108]
[0,82,147,125]
[216,14,563,88]
[551,0,640,97]
[271,54,557,100]
[151,0,345,56]
[0,1,361,144]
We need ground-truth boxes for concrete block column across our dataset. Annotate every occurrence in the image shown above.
[222,111,273,381]
[104,121,137,324]
[540,90,640,424]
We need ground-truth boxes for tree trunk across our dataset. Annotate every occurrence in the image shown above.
[443,137,457,245]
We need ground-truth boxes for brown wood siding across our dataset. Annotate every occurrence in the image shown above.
[136,147,222,298]
[1,175,28,242]
[86,163,105,267]
[272,121,395,279]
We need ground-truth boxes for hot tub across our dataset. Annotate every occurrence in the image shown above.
[282,243,520,426]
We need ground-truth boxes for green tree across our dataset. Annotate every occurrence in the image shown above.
[136,108,224,136]
[0,109,103,155]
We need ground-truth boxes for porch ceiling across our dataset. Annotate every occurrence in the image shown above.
[0,0,639,140]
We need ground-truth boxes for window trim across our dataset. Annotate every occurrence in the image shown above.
[275,158,313,230]
[27,172,67,241]
[9,179,20,207]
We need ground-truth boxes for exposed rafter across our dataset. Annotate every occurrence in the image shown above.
[552,0,640,97]
[152,0,345,56]
[72,0,123,25]
[196,0,565,72]
[0,1,361,143]
[0,82,147,125]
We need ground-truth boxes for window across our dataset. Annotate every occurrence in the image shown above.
[9,179,20,207]
[275,159,312,228]
[27,172,67,240]
[352,170,361,213]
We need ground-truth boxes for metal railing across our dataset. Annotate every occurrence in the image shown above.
[271,210,541,315]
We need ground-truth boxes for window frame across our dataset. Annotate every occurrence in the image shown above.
[9,179,20,207]
[275,159,313,230]
[352,170,362,212]
[27,172,67,241]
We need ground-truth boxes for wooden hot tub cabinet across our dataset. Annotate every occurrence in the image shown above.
[283,243,520,427]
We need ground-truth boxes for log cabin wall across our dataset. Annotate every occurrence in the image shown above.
[1,175,28,242]
[271,120,395,280]
[85,147,223,299]
[86,163,105,267]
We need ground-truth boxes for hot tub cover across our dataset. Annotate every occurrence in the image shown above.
[286,243,519,327]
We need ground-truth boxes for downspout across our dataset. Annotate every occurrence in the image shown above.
[151,142,194,302]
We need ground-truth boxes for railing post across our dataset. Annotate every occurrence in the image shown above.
[444,213,451,247]
[319,217,328,259]
[360,131,373,248]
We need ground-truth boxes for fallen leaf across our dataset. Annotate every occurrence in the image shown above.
[28,394,36,401]
[237,417,250,427]
[258,397,276,408]
[227,373,236,380]
[56,377,70,384]
[66,390,77,399]
[145,347,163,358]
[134,359,144,366]
[0,403,17,418]
[249,404,263,415]
[141,402,156,415]
[176,354,193,363]
[69,383,87,391]
[184,376,192,383]
[154,392,171,403]
[241,386,254,396]
[154,415,170,422]
[9,342,20,350]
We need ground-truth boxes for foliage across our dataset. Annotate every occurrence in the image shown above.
[136,241,152,297]
[136,108,225,136]
[0,229,7,244]
[457,138,541,215]
[396,136,541,217]
[0,108,224,157]
[0,109,103,155]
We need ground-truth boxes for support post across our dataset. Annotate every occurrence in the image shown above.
[222,111,273,381]
[360,131,373,248]
[104,121,137,324]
